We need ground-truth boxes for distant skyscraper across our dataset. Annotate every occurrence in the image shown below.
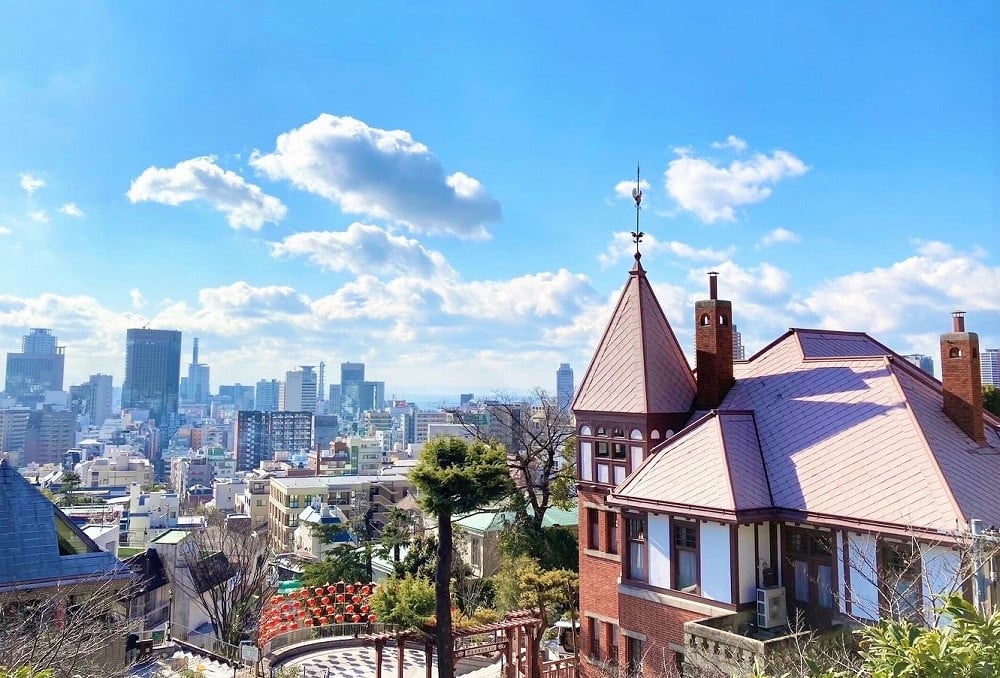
[902,353,935,377]
[340,362,365,415]
[282,366,318,413]
[186,337,210,404]
[219,384,256,410]
[556,363,574,412]
[4,328,65,406]
[234,410,269,472]
[70,374,114,426]
[460,393,474,406]
[982,348,1000,388]
[328,384,342,414]
[0,409,30,458]
[255,379,280,412]
[22,407,76,465]
[732,325,746,361]
[360,381,385,413]
[122,328,182,425]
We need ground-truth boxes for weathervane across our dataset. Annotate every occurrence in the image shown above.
[631,163,644,259]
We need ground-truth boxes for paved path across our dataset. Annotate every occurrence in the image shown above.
[278,646,503,678]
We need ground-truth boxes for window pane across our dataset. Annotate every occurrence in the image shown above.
[608,514,619,554]
[817,564,833,608]
[629,541,646,581]
[793,561,809,603]
[676,550,697,591]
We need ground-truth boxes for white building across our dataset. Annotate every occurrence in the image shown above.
[76,446,154,489]
[211,477,246,513]
[125,483,180,546]
[293,500,353,558]
[281,366,318,413]
[982,347,1000,388]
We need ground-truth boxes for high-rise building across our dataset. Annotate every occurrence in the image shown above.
[4,328,65,406]
[0,409,30,458]
[340,362,365,416]
[22,406,76,465]
[556,363,574,412]
[359,381,385,413]
[270,410,313,456]
[218,384,255,411]
[282,366,317,413]
[186,337,210,404]
[903,353,935,377]
[121,328,182,426]
[234,410,269,472]
[255,379,281,412]
[732,324,747,361]
[69,374,114,426]
[328,385,342,415]
[314,415,339,451]
[460,393,474,406]
[982,348,1000,388]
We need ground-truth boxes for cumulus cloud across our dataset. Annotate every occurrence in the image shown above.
[129,288,145,309]
[759,227,800,246]
[58,202,85,217]
[665,144,808,222]
[249,114,501,238]
[0,226,10,236]
[27,210,49,223]
[789,242,1000,334]
[270,223,452,279]
[613,178,651,200]
[19,173,44,194]
[127,156,286,229]
[598,231,734,268]
[443,269,600,321]
[151,282,314,337]
[710,135,748,152]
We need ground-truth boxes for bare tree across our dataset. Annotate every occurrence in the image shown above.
[0,574,138,678]
[172,513,276,655]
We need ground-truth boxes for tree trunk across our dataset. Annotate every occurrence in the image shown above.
[436,511,454,678]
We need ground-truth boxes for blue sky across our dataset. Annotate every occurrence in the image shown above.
[0,2,996,394]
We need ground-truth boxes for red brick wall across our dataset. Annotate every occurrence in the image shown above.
[940,330,985,444]
[695,298,734,409]
[619,593,703,675]
[579,486,621,675]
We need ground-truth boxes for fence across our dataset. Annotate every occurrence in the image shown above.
[540,657,577,678]
[264,622,394,654]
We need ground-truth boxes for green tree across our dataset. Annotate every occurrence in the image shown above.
[410,436,512,678]
[300,547,369,588]
[983,385,1000,417]
[379,507,417,563]
[495,556,578,678]
[393,534,438,581]
[369,576,436,631]
[57,471,81,506]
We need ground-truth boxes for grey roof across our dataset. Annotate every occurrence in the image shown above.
[0,459,132,591]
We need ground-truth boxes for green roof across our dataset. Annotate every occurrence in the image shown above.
[150,529,190,545]
[454,502,578,534]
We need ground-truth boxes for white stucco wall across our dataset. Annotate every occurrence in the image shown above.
[738,524,756,604]
[648,514,671,589]
[580,442,592,481]
[848,532,879,621]
[701,521,731,604]
[921,544,961,627]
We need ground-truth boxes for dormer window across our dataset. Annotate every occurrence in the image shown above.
[596,426,607,436]
[580,425,592,436]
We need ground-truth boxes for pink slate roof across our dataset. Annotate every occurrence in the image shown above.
[611,329,1000,534]
[573,260,697,414]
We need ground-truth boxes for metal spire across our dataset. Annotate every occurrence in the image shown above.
[631,163,644,260]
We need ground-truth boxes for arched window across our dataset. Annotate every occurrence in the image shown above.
[630,429,643,440]
[650,430,660,440]
[580,425,592,436]
[612,427,625,438]
[596,426,606,436]
[665,429,675,439]
[950,347,962,358]
[718,315,729,326]
[700,314,711,326]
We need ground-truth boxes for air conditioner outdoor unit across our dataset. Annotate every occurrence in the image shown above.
[756,586,788,629]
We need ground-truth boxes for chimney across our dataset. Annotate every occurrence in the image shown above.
[695,272,735,409]
[940,311,985,445]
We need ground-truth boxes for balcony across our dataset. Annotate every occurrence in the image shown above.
[683,611,853,674]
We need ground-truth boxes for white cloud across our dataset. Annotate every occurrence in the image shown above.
[443,269,599,322]
[710,135,748,152]
[598,231,735,268]
[665,145,808,222]
[58,202,85,217]
[129,288,145,309]
[613,179,651,200]
[19,173,45,194]
[270,223,452,279]
[249,114,501,238]
[759,227,800,246]
[127,155,287,229]
[27,210,49,223]
[789,242,1000,334]
[0,226,10,236]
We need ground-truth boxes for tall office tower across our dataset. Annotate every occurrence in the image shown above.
[282,366,318,413]
[318,362,326,407]
[328,384,342,415]
[314,414,339,451]
[270,411,313,456]
[186,337,211,404]
[359,381,385,413]
[556,363,574,412]
[982,348,1000,387]
[460,393,474,406]
[22,407,76,465]
[69,374,114,426]
[340,362,365,416]
[219,384,256,411]
[255,379,280,412]
[234,410,270,471]
[4,328,65,406]
[732,324,747,361]
[0,409,30,459]
[122,328,182,426]
[903,353,936,377]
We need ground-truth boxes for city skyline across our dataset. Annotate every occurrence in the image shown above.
[0,3,996,392]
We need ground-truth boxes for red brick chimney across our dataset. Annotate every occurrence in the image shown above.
[695,272,735,409]
[940,310,986,445]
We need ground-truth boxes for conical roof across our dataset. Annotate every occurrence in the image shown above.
[573,257,697,415]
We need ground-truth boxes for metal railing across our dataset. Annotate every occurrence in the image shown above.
[264,622,394,653]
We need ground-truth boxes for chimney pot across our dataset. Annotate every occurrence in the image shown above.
[952,310,966,333]
[708,272,719,300]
